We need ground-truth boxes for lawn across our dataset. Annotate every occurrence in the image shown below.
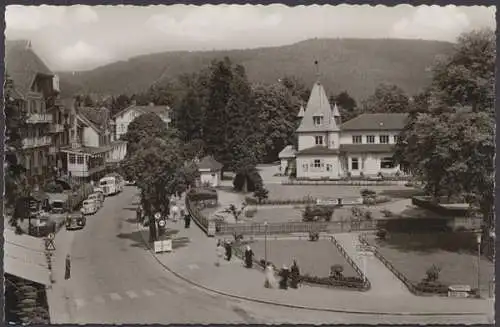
[264,184,413,201]
[365,232,495,295]
[245,239,360,278]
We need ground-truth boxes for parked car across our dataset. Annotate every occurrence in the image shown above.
[81,199,98,215]
[50,200,66,214]
[66,212,86,230]
[93,187,105,196]
[87,193,104,208]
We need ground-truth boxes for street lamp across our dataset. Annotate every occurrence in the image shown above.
[476,231,482,298]
[264,221,269,265]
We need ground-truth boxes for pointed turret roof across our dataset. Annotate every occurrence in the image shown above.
[297,105,305,118]
[297,80,339,132]
[332,103,341,117]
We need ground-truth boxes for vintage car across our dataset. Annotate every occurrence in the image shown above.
[87,193,104,208]
[81,199,98,215]
[66,213,87,230]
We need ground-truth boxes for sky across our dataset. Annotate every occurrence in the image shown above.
[5,4,496,72]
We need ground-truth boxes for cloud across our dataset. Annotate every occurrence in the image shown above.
[58,41,112,69]
[146,5,283,41]
[391,6,470,41]
[6,5,66,32]
[70,6,99,24]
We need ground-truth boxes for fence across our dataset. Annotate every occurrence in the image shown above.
[216,221,329,235]
[282,179,409,186]
[330,236,371,291]
[185,197,209,234]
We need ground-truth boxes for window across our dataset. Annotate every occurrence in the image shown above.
[313,159,322,168]
[326,164,332,172]
[380,135,389,144]
[394,135,400,143]
[380,157,395,169]
[69,154,76,164]
[366,135,375,144]
[351,158,359,170]
[313,116,323,126]
[302,163,308,172]
[352,135,362,144]
[77,155,84,165]
[315,136,324,145]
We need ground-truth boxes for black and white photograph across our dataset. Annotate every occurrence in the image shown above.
[3,3,496,325]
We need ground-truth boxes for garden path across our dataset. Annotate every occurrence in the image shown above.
[334,233,413,297]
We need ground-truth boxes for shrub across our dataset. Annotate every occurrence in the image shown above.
[309,231,319,241]
[374,195,391,204]
[416,280,449,295]
[303,205,334,222]
[424,264,441,282]
[360,188,377,198]
[364,210,373,220]
[253,186,269,204]
[381,208,393,217]
[330,264,344,280]
[376,228,387,240]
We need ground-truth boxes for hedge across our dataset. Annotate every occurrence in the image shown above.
[245,196,315,206]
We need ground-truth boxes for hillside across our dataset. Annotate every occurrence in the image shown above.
[58,38,454,101]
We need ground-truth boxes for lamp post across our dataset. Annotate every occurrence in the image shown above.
[264,221,268,265]
[476,232,482,298]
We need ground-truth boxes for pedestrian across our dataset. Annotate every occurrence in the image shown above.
[225,241,233,261]
[290,259,300,289]
[264,263,277,288]
[65,254,71,280]
[171,203,180,223]
[183,211,191,229]
[279,265,290,290]
[215,241,224,267]
[136,205,142,223]
[244,245,254,268]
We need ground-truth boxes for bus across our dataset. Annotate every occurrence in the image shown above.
[99,174,124,196]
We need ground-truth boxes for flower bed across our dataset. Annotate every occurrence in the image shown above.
[244,196,315,206]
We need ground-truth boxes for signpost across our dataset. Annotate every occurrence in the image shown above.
[45,233,56,251]
[154,239,172,253]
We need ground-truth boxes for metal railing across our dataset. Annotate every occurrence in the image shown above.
[330,235,371,290]
[22,136,52,149]
[216,221,329,235]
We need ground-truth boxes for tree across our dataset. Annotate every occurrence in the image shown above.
[362,83,410,114]
[330,91,359,122]
[4,75,30,228]
[110,94,132,116]
[253,186,269,204]
[122,112,170,156]
[280,75,311,103]
[395,29,495,238]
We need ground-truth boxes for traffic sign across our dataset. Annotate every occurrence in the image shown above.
[48,233,55,240]
[45,237,56,251]
[158,220,166,227]
[154,212,161,220]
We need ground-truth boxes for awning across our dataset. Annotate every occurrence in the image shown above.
[4,229,51,286]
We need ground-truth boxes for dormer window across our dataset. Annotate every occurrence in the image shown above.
[313,115,323,126]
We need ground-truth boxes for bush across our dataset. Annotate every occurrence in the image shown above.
[424,264,441,282]
[253,187,269,204]
[374,195,391,204]
[302,205,334,222]
[300,274,365,288]
[360,188,377,198]
[416,280,449,295]
[309,231,319,241]
[376,228,387,240]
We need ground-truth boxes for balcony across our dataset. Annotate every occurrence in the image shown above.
[49,124,64,133]
[23,136,52,149]
[26,113,53,124]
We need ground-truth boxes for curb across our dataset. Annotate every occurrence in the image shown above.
[137,223,488,317]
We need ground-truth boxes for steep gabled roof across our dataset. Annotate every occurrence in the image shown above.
[341,113,409,131]
[296,145,340,156]
[78,107,110,131]
[297,81,339,133]
[198,156,223,171]
[112,104,170,119]
[4,40,54,98]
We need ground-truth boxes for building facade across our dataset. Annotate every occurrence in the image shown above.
[112,102,172,140]
[284,78,408,179]
[5,40,61,186]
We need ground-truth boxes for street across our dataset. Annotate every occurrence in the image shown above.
[48,186,492,324]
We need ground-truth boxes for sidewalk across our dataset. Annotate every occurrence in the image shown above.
[138,218,493,316]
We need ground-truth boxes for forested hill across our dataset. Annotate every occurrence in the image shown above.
[58,38,453,101]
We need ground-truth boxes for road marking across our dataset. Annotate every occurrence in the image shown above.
[143,289,155,297]
[93,295,105,304]
[74,298,86,309]
[125,291,138,299]
[110,293,123,301]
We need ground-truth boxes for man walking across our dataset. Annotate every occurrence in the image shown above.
[65,254,71,280]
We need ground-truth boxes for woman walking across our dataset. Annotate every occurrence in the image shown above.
[215,240,224,267]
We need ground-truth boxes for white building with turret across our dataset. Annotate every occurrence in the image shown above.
[281,76,409,179]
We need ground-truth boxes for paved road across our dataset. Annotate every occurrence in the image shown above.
[47,187,493,324]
